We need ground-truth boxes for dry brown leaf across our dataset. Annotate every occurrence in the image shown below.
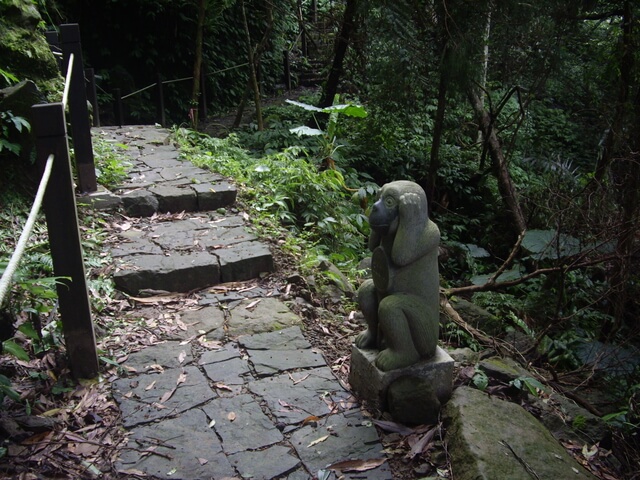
[227,412,237,422]
[245,299,262,310]
[176,371,188,385]
[145,381,157,391]
[302,415,321,426]
[214,383,233,391]
[129,294,184,305]
[407,426,436,459]
[159,387,176,404]
[198,458,209,465]
[178,351,187,364]
[118,468,147,476]
[307,435,329,447]
[371,419,415,436]
[327,458,387,472]
[289,373,310,385]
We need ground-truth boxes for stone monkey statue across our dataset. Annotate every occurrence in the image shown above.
[356,180,440,371]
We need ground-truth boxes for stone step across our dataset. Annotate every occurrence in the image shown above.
[111,213,274,295]
[90,126,274,294]
[90,126,237,216]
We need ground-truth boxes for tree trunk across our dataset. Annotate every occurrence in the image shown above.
[191,0,207,129]
[319,0,359,108]
[240,0,263,131]
[603,1,639,334]
[426,69,447,205]
[468,87,527,236]
[593,1,632,183]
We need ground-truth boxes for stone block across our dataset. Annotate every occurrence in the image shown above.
[349,345,454,413]
[149,185,198,213]
[121,190,159,217]
[191,181,237,210]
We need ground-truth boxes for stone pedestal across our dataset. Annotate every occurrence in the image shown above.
[349,345,454,420]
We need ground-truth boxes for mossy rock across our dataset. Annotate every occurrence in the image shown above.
[0,0,62,96]
[449,297,503,336]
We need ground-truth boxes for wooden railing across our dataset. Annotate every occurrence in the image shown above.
[0,23,99,379]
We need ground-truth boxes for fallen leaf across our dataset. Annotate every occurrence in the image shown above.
[176,371,188,385]
[227,412,236,422]
[407,426,437,459]
[303,415,321,426]
[147,364,165,373]
[371,419,415,436]
[160,388,176,404]
[208,419,216,428]
[214,383,233,391]
[178,351,187,364]
[145,381,157,391]
[289,373,310,385]
[308,435,329,447]
[118,469,147,476]
[198,458,209,465]
[327,458,387,472]
[245,299,261,310]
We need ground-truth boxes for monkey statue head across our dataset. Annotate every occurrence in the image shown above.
[368,181,428,238]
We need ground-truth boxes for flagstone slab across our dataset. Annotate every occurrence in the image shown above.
[228,445,301,480]
[247,367,353,425]
[290,411,391,480]
[177,305,226,340]
[112,366,215,427]
[116,408,235,480]
[122,341,194,371]
[227,298,301,337]
[239,326,312,350]
[201,393,283,454]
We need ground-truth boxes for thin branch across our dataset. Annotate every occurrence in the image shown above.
[444,253,617,296]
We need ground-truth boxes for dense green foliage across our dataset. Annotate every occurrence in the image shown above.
[2,0,640,471]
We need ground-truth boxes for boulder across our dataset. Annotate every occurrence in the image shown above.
[443,386,597,480]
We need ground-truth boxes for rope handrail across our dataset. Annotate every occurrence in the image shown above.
[0,50,75,306]
[120,62,249,101]
[0,154,55,306]
[61,53,74,107]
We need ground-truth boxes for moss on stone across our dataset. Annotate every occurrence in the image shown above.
[0,0,62,96]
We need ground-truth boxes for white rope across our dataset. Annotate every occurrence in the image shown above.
[62,53,74,107]
[0,153,55,305]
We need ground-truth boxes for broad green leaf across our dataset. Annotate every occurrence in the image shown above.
[322,104,368,118]
[18,322,40,341]
[470,267,524,286]
[463,243,490,258]
[285,99,323,112]
[522,229,581,260]
[2,340,30,361]
[472,369,489,391]
[289,126,323,136]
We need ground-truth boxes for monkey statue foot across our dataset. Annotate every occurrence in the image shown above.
[375,347,420,371]
[355,329,376,349]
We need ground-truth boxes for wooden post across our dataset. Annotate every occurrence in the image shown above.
[113,88,124,127]
[85,68,100,127]
[59,24,97,193]
[199,67,208,121]
[156,74,165,127]
[283,50,292,91]
[31,102,99,380]
[45,30,62,70]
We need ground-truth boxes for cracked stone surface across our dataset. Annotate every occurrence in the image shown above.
[99,126,391,479]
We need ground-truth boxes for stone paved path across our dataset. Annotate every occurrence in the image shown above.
[90,126,391,480]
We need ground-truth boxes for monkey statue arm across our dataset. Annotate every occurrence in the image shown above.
[391,192,439,266]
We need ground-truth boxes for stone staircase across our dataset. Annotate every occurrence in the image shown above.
[87,125,273,295]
